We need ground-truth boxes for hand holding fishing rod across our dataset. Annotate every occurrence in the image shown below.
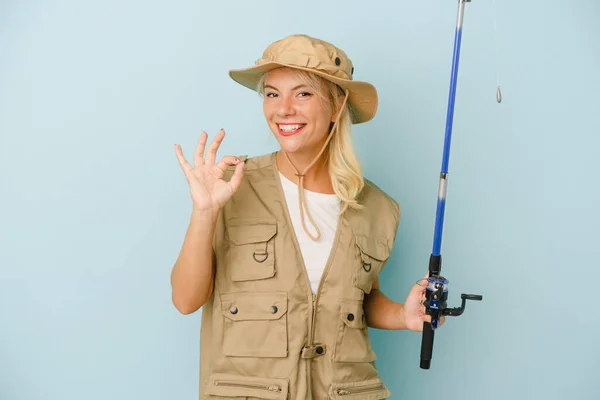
[419,0,484,370]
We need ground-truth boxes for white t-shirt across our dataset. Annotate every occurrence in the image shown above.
[279,172,341,294]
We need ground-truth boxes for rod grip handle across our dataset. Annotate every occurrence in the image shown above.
[420,321,435,369]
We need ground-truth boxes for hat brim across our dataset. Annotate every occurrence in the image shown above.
[228,62,378,124]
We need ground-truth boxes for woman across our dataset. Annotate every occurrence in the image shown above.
[171,34,440,399]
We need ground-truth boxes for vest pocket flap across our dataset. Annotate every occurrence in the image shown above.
[226,219,277,282]
[334,300,375,363]
[353,234,391,294]
[329,377,390,399]
[221,292,288,321]
[220,292,289,358]
[206,373,289,399]
[354,233,392,261]
[339,300,365,329]
[228,222,277,245]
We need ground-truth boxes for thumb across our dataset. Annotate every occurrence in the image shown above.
[228,160,245,193]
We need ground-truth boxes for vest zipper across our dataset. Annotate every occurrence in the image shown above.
[309,212,343,344]
[213,380,282,393]
[300,211,342,400]
[271,158,345,398]
[311,293,317,337]
[335,383,385,396]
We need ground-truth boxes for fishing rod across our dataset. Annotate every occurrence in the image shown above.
[419,0,484,370]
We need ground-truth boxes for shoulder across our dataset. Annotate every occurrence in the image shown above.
[347,177,401,259]
[216,152,278,232]
[227,152,276,171]
[359,177,401,223]
[242,152,277,172]
[223,152,277,180]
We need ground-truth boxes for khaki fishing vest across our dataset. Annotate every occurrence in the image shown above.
[198,152,400,399]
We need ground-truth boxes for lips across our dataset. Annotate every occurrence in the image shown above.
[277,123,306,137]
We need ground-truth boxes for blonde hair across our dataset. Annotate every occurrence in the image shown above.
[257,68,364,213]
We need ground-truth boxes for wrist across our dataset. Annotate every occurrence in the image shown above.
[393,302,408,330]
[190,207,218,228]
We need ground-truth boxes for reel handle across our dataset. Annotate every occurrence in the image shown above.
[443,293,483,316]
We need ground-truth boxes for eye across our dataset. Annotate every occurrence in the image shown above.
[298,92,313,98]
[265,92,278,98]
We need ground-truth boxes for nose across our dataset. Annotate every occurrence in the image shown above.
[277,95,296,117]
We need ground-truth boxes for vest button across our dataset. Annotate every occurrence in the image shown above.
[347,313,355,321]
[229,306,238,314]
[316,346,324,354]
[270,306,278,314]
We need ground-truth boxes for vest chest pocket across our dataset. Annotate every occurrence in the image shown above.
[227,221,277,282]
[353,234,392,294]
[220,292,288,358]
[333,299,376,363]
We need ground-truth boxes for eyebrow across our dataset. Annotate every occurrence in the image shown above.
[264,84,310,91]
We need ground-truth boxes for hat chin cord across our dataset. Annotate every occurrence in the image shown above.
[281,89,350,241]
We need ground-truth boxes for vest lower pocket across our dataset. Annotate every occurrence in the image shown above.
[205,372,289,399]
[333,299,376,363]
[220,291,288,358]
[328,377,390,399]
[353,233,392,294]
[226,219,277,282]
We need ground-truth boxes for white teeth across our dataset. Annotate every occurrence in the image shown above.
[279,124,304,132]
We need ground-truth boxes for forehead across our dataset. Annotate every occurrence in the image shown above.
[264,68,317,89]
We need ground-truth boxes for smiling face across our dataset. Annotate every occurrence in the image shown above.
[262,68,336,157]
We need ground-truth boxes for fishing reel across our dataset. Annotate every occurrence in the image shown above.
[422,275,482,330]
[419,258,483,370]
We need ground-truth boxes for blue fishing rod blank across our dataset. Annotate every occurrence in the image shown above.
[419,0,483,370]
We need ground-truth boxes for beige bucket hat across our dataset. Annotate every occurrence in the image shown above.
[228,34,378,124]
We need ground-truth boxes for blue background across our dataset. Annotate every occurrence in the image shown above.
[1,0,599,399]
